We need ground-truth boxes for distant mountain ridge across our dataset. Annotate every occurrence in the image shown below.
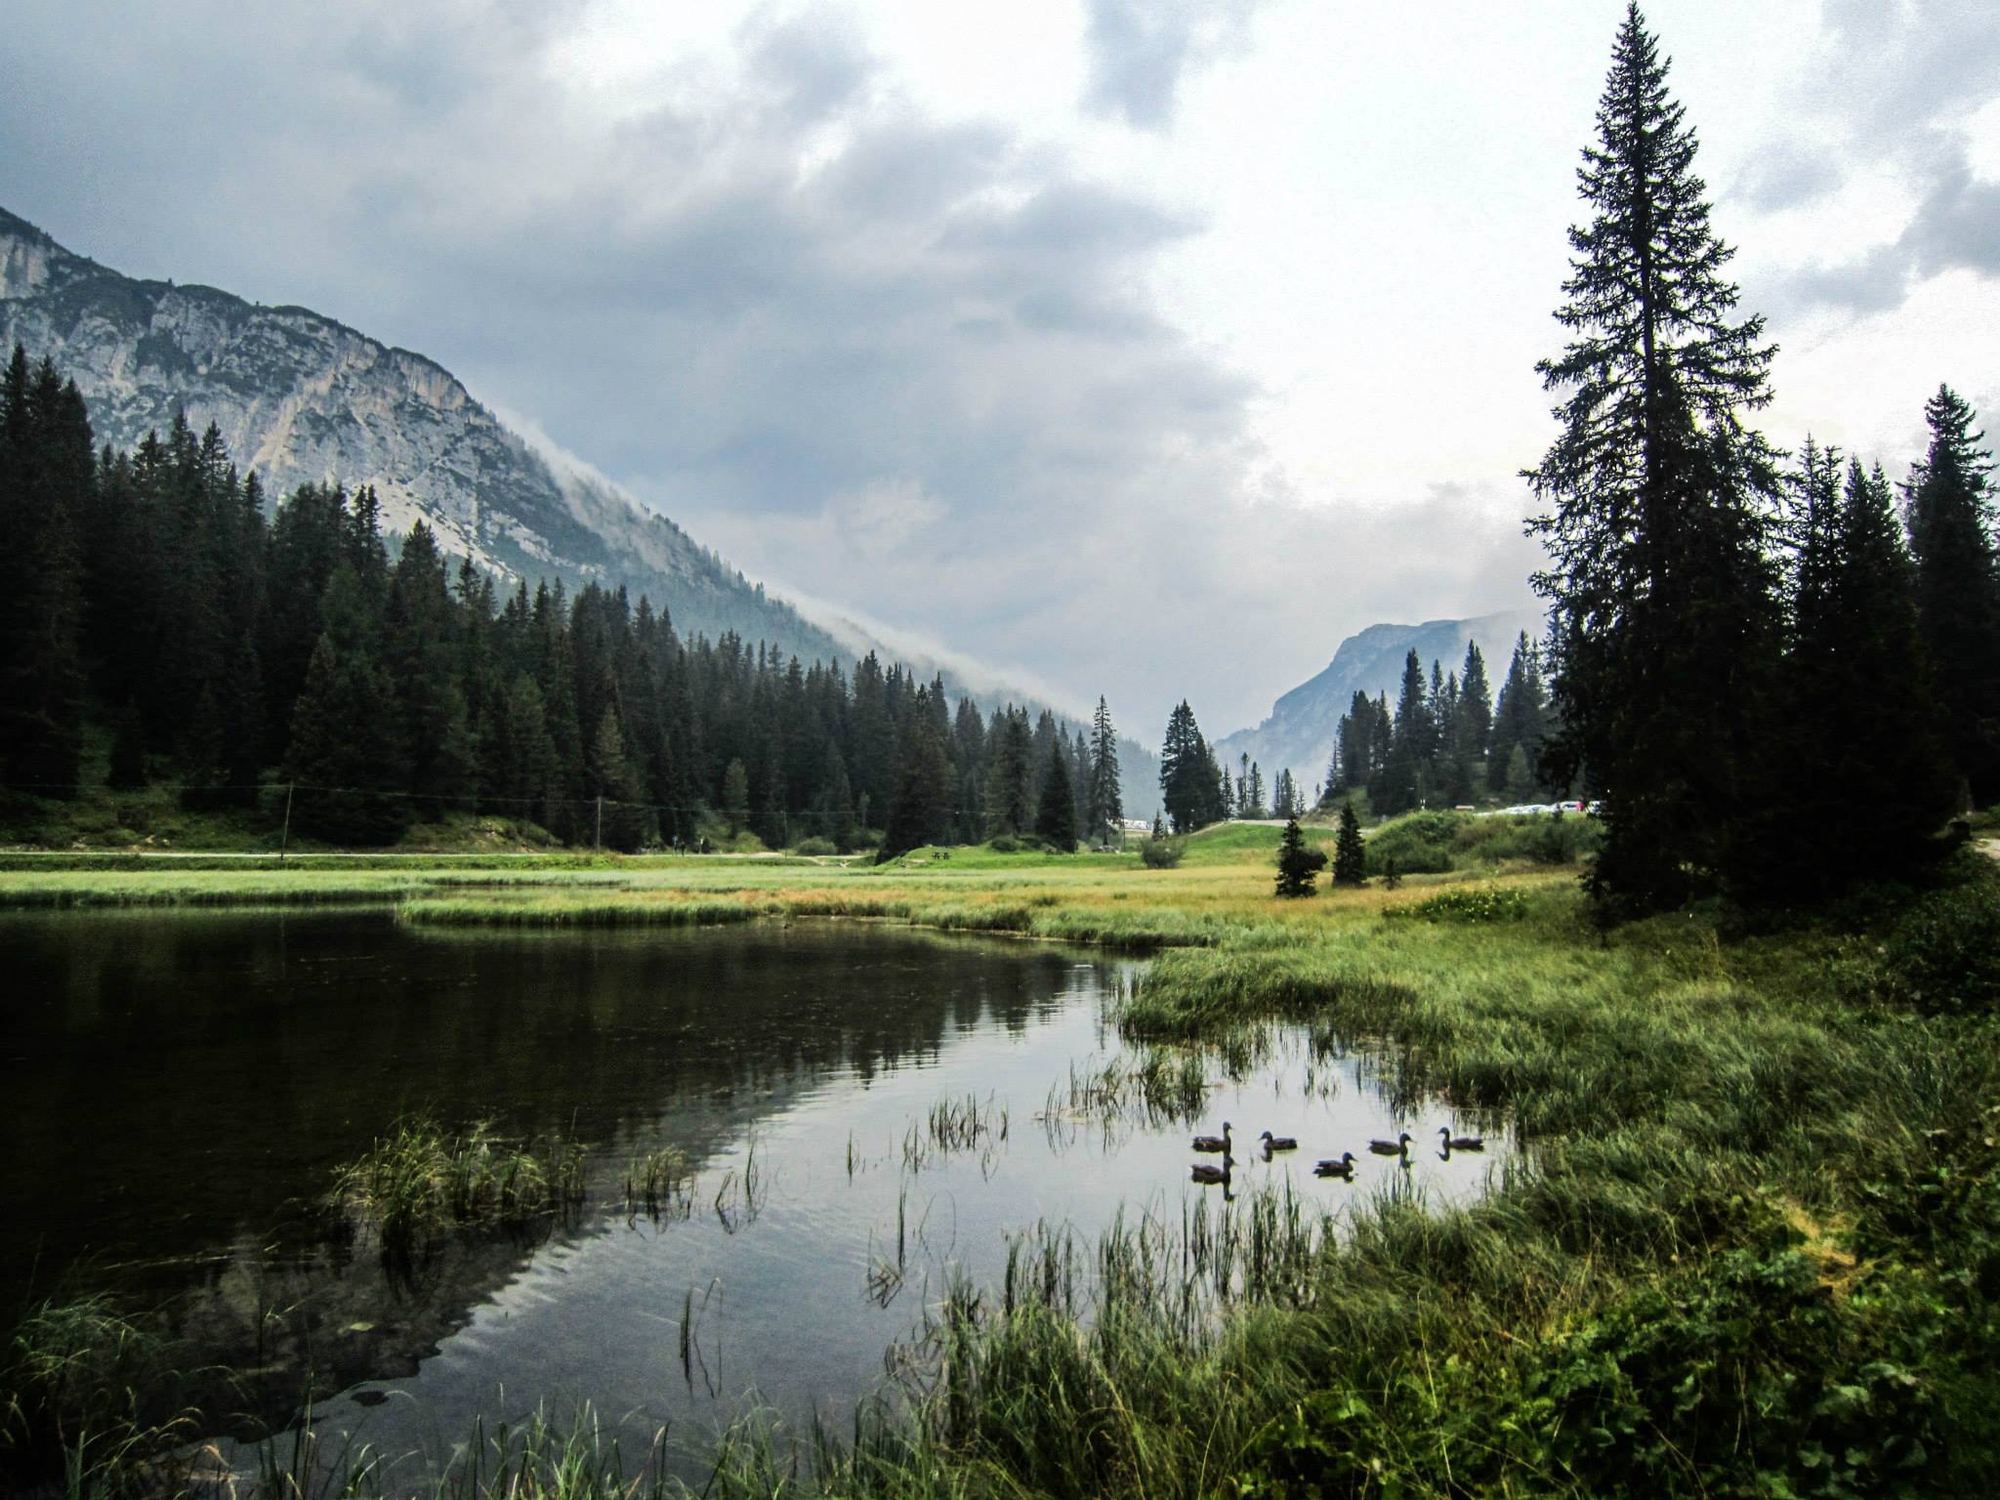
[1216,609,1544,795]
[0,205,843,660]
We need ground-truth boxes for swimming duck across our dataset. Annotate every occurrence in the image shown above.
[1314,1153,1356,1179]
[1259,1130,1298,1153]
[1368,1132,1413,1156]
[1438,1127,1485,1152]
[1192,1122,1234,1155]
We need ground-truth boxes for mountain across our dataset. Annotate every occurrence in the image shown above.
[0,205,1163,818]
[1216,609,1544,796]
[0,205,842,660]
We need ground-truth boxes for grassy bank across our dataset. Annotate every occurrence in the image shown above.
[9,821,1997,1497]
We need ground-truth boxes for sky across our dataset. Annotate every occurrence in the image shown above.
[3,0,1997,736]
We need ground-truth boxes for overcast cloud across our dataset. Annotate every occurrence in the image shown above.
[2,1,1995,735]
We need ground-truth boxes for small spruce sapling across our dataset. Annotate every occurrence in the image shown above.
[1333,800,1367,886]
[1275,816,1327,898]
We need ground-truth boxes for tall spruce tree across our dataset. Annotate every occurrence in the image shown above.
[1087,696,1124,845]
[985,708,1034,836]
[881,693,954,858]
[1526,3,1783,911]
[1035,736,1079,851]
[1748,451,1951,891]
[0,349,88,797]
[1159,701,1222,833]
[1904,385,2000,801]
[1333,801,1367,885]
[1378,649,1431,815]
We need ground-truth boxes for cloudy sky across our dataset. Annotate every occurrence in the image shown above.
[4,1,1997,735]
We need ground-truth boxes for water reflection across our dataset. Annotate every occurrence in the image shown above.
[0,911,1506,1486]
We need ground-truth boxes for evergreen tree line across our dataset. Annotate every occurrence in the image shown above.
[1527,5,1996,911]
[1322,636,1560,815]
[0,347,1126,854]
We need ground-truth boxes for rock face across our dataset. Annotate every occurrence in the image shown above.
[1215,608,1544,796]
[0,205,837,658]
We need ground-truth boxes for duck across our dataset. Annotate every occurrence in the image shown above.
[1259,1130,1298,1153]
[1368,1131,1413,1156]
[1313,1152,1357,1179]
[1190,1162,1230,1186]
[1192,1122,1234,1155]
[1438,1127,1485,1153]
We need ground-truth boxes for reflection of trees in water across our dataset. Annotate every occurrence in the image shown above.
[0,913,1114,1435]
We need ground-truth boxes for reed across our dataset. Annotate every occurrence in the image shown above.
[326,1115,586,1250]
[0,1293,197,1498]
[622,1147,693,1220]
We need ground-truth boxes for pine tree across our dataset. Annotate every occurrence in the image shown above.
[385,522,475,808]
[1272,768,1299,820]
[0,349,88,797]
[1274,816,1326,898]
[1035,736,1079,851]
[1747,453,1953,891]
[1489,634,1548,795]
[586,706,648,850]
[985,708,1034,836]
[283,634,412,845]
[722,758,751,836]
[1453,642,1493,799]
[1159,701,1217,834]
[1379,649,1431,815]
[1087,696,1124,845]
[881,694,954,858]
[495,672,560,831]
[1333,801,1367,885]
[1525,4,1783,911]
[1904,385,2000,801]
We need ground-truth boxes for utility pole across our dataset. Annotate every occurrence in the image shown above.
[280,781,295,861]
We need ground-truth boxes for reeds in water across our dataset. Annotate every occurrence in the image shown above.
[899,1092,1009,1173]
[326,1115,586,1250]
[622,1147,692,1221]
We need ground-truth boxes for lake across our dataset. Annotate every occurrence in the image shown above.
[0,910,1503,1486]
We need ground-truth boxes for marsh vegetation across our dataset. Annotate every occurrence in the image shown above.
[3,814,1996,1497]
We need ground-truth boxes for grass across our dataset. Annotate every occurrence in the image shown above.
[14,823,2000,1497]
[0,1293,199,1497]
[622,1148,694,1221]
[326,1116,587,1252]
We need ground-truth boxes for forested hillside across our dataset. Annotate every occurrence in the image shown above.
[0,348,1131,853]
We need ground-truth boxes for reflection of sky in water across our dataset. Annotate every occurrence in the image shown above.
[301,965,1505,1487]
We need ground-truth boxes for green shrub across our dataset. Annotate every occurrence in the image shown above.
[792,836,837,857]
[1883,870,2000,1014]
[988,835,1021,853]
[1139,837,1184,869]
[1241,1236,1941,1498]
[1364,811,1460,873]
[1387,885,1531,923]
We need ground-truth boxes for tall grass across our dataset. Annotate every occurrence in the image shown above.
[0,1293,198,1497]
[327,1116,586,1251]
[622,1147,693,1221]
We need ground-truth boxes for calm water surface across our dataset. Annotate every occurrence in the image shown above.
[0,910,1504,1482]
